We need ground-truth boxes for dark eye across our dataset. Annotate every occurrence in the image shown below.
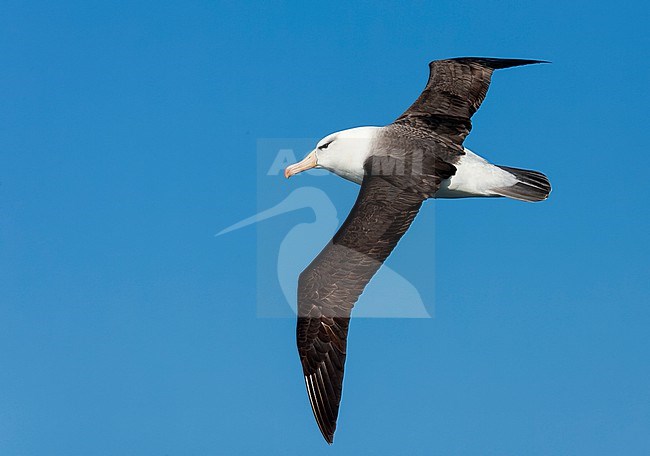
[318,141,332,150]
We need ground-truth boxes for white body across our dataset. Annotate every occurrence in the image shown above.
[435,149,518,198]
[313,126,517,198]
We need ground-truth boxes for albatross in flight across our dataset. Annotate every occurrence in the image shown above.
[284,57,551,443]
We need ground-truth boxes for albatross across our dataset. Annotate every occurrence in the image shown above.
[284,57,551,443]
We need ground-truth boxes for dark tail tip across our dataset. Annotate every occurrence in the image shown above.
[449,57,550,69]
[492,166,552,202]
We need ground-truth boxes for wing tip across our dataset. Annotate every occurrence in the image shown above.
[444,57,551,69]
[305,373,338,444]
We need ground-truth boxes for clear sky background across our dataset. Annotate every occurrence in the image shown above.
[1,1,649,455]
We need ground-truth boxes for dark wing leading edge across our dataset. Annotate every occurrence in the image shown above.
[393,57,547,146]
[296,175,426,444]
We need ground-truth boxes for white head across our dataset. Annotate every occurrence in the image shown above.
[284,126,381,184]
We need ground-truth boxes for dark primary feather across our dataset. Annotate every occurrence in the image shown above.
[296,56,547,443]
[296,176,426,443]
[394,57,547,145]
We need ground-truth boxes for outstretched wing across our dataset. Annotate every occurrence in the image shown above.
[295,57,547,443]
[296,175,425,443]
[394,57,547,144]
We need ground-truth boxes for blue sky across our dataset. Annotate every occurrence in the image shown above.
[1,1,649,454]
